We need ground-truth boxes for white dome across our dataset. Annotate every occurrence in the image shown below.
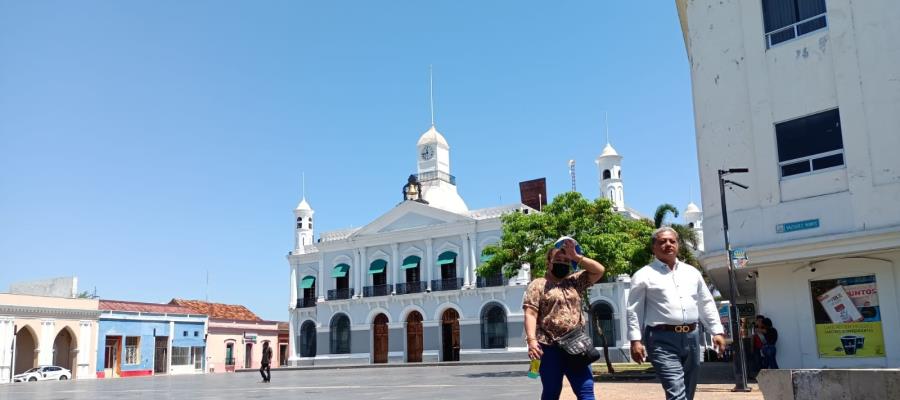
[295,197,313,212]
[598,143,619,158]
[417,125,449,148]
[422,183,468,214]
[684,201,701,215]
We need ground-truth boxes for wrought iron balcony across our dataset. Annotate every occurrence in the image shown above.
[296,298,317,308]
[395,281,425,295]
[415,171,456,185]
[327,288,354,300]
[225,357,236,366]
[476,274,506,288]
[363,284,392,297]
[431,277,464,292]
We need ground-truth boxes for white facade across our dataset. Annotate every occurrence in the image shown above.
[679,0,900,368]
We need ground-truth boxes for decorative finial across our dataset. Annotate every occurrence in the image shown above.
[429,65,435,127]
[302,172,306,201]
[605,111,610,145]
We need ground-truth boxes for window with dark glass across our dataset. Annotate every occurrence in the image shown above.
[590,302,618,346]
[602,169,611,180]
[480,304,508,349]
[762,0,827,47]
[300,320,317,357]
[330,314,351,354]
[776,108,844,178]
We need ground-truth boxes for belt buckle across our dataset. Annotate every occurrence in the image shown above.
[675,325,688,333]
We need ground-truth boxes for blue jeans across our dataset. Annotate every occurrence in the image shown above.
[646,329,701,400]
[539,344,595,400]
[761,345,778,369]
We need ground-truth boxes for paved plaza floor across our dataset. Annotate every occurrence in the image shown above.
[0,364,762,400]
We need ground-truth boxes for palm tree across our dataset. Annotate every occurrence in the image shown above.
[652,204,700,267]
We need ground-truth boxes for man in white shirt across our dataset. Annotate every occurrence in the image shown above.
[627,227,726,400]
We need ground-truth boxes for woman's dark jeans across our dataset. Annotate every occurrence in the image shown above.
[539,344,595,400]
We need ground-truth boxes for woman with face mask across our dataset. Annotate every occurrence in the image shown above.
[522,237,607,400]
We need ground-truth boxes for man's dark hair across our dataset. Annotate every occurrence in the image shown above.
[762,318,773,328]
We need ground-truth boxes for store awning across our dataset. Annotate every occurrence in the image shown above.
[368,259,387,274]
[300,276,316,289]
[481,253,494,263]
[331,263,350,278]
[437,251,457,265]
[401,256,421,270]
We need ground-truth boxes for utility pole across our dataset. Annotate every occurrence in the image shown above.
[718,168,751,393]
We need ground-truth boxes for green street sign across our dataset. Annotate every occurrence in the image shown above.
[776,219,820,234]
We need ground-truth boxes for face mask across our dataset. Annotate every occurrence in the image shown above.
[551,262,571,279]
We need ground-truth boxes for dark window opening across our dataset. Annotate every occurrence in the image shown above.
[330,314,351,354]
[776,109,844,178]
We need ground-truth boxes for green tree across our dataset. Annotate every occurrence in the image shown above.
[652,203,700,267]
[477,192,654,280]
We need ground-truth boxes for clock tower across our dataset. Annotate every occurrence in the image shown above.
[414,124,467,213]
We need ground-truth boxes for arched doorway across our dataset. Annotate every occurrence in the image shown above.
[244,343,253,369]
[406,311,423,363]
[330,314,351,354]
[480,304,508,349]
[14,326,38,375]
[300,320,317,357]
[590,302,617,347]
[53,328,77,377]
[441,309,460,362]
[372,314,389,364]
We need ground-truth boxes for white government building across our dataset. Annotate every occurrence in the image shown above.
[679,0,900,368]
[284,120,702,365]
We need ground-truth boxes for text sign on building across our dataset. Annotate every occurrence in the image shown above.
[244,333,258,343]
[776,218,820,233]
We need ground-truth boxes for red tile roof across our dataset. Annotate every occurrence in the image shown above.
[169,299,261,321]
[100,299,200,315]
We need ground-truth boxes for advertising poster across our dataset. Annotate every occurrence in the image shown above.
[809,275,885,358]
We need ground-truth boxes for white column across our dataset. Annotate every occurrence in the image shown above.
[425,239,434,292]
[77,320,93,380]
[0,318,13,382]
[468,234,478,288]
[288,313,299,363]
[460,234,471,288]
[317,256,325,301]
[167,321,174,374]
[352,250,361,298]
[38,320,55,366]
[360,247,368,297]
[391,243,400,294]
[289,264,298,309]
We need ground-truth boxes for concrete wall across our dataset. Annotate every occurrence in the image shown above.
[9,277,78,298]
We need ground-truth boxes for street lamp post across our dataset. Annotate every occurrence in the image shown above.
[718,168,751,393]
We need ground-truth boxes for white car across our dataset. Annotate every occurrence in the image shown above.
[13,366,72,382]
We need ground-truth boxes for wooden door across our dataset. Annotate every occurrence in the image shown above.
[406,311,423,363]
[441,309,460,362]
[154,337,168,374]
[373,314,389,364]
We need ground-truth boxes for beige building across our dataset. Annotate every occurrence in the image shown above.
[0,293,101,381]
[169,299,282,373]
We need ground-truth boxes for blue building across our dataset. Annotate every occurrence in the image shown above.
[96,300,207,378]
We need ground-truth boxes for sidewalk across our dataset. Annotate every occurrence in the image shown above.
[560,381,763,400]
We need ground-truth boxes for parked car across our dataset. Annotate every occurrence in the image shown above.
[13,366,72,382]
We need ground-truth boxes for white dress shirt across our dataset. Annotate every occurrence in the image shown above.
[626,258,724,341]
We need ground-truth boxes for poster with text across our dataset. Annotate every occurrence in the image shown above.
[809,275,885,358]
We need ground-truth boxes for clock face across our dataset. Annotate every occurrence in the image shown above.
[420,145,434,161]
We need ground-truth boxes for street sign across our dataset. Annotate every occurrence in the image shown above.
[731,248,749,268]
[776,218,820,233]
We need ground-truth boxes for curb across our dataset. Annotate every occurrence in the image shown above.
[236,360,531,373]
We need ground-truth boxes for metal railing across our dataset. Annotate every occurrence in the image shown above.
[766,13,827,48]
[778,149,844,179]
[395,281,425,295]
[415,171,456,185]
[327,288,354,300]
[431,277,464,292]
[476,274,506,288]
[225,357,235,366]
[363,284,392,297]
[296,298,317,308]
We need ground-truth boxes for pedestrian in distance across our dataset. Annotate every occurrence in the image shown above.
[523,237,606,400]
[626,227,727,400]
[260,341,273,383]
[760,317,779,369]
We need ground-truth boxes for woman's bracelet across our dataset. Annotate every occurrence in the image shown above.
[526,337,538,344]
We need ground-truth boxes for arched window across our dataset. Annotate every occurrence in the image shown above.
[688,222,695,229]
[602,169,611,180]
[618,170,622,179]
[308,217,313,230]
[590,302,618,347]
[296,217,302,229]
[437,251,457,280]
[300,320,317,357]
[330,314,351,354]
[480,304,507,349]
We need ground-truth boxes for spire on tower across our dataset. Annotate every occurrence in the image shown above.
[429,65,435,127]
[605,111,610,145]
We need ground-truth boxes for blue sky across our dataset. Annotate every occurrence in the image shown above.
[0,1,699,320]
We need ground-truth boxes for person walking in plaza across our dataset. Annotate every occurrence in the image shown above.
[626,227,726,400]
[259,341,273,383]
[523,237,606,400]
[760,317,779,369]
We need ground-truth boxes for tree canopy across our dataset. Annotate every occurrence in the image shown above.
[477,192,655,279]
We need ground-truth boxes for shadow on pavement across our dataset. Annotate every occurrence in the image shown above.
[458,370,527,378]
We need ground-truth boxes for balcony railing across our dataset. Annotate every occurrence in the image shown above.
[296,298,317,308]
[395,281,425,295]
[766,13,827,48]
[476,274,506,288]
[415,171,456,185]
[225,356,235,366]
[431,277,464,292]
[363,284,392,297]
[327,288,354,300]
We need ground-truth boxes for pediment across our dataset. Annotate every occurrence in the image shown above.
[350,201,472,237]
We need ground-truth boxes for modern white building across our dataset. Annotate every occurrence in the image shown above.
[285,123,639,365]
[678,0,900,368]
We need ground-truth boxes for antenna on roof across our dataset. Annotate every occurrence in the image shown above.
[302,172,306,201]
[429,65,436,127]
[205,269,209,302]
[605,111,610,145]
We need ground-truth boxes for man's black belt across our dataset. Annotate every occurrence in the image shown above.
[649,323,698,333]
